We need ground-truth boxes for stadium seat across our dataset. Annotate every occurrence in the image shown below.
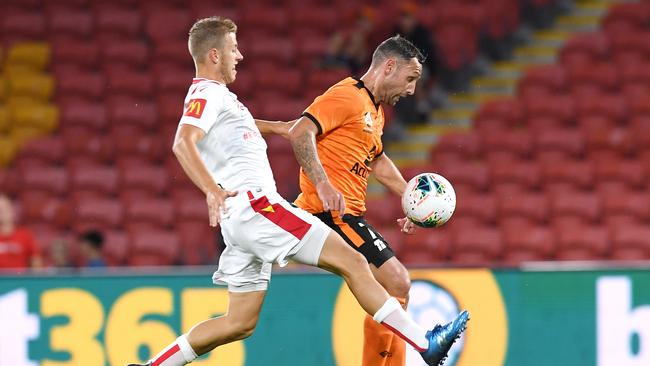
[101,40,149,68]
[450,226,503,265]
[176,221,219,265]
[575,93,627,123]
[7,73,54,101]
[125,198,174,228]
[291,6,340,34]
[502,224,554,264]
[47,8,93,38]
[437,161,490,192]
[364,196,402,227]
[105,69,154,98]
[474,99,524,127]
[63,127,112,161]
[433,131,482,161]
[435,24,479,72]
[111,129,164,162]
[498,192,549,224]
[399,228,451,264]
[120,165,169,196]
[481,128,534,158]
[610,225,650,260]
[602,190,650,222]
[524,94,576,123]
[6,42,50,71]
[559,32,609,67]
[128,228,180,266]
[518,64,567,96]
[454,192,497,225]
[19,192,71,229]
[19,136,65,166]
[1,12,46,41]
[535,128,584,157]
[19,166,68,195]
[51,40,99,69]
[549,191,602,224]
[594,159,645,189]
[56,71,105,101]
[70,164,119,196]
[241,8,289,36]
[166,158,194,188]
[556,225,609,260]
[145,9,191,44]
[540,159,594,190]
[72,198,124,230]
[94,5,142,40]
[107,98,157,131]
[102,229,130,266]
[567,63,619,93]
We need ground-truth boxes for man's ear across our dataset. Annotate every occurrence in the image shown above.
[384,58,396,75]
[207,48,220,64]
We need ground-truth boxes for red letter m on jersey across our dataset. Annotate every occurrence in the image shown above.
[184,98,207,118]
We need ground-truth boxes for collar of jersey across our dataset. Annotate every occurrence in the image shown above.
[192,78,224,85]
[352,77,380,110]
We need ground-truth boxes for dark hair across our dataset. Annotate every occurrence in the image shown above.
[188,16,238,61]
[371,35,425,66]
[80,230,104,250]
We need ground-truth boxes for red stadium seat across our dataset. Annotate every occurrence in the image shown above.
[556,225,609,260]
[502,225,554,264]
[364,196,402,228]
[241,8,289,36]
[559,32,609,67]
[535,128,584,157]
[524,94,576,123]
[575,93,627,122]
[1,11,46,41]
[498,191,549,224]
[47,8,93,38]
[567,63,620,93]
[602,190,650,222]
[259,97,307,121]
[51,40,99,69]
[120,165,169,196]
[107,98,158,131]
[549,191,602,224]
[105,69,154,98]
[594,159,645,189]
[437,161,490,192]
[19,192,71,229]
[435,24,479,71]
[399,228,451,265]
[94,5,142,40]
[19,136,65,166]
[128,228,180,266]
[540,159,594,190]
[518,64,567,96]
[111,129,164,162]
[481,128,534,158]
[101,40,149,68]
[19,166,68,195]
[433,131,482,161]
[102,229,130,266]
[154,66,193,94]
[125,198,174,228]
[255,68,303,97]
[291,6,340,34]
[454,192,497,225]
[56,70,105,101]
[450,226,503,265]
[145,9,191,44]
[611,225,650,260]
[70,164,119,196]
[63,126,113,161]
[176,221,219,265]
[474,99,524,127]
[73,198,124,230]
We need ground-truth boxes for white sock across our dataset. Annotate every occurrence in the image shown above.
[373,297,429,352]
[149,334,198,366]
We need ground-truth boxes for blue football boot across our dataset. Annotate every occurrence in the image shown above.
[420,310,470,366]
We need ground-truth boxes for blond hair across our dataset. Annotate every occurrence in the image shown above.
[188,16,237,62]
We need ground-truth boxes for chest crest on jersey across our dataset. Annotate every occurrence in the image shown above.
[362,111,375,133]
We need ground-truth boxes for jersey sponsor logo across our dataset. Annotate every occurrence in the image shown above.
[184,98,207,118]
[350,162,369,178]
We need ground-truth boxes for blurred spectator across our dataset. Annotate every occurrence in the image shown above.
[49,239,73,268]
[393,1,439,77]
[0,195,43,270]
[321,7,378,75]
[79,230,106,268]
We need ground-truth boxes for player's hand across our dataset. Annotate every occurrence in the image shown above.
[397,217,417,234]
[316,180,346,216]
[206,187,238,227]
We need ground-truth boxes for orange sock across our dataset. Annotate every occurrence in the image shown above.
[362,297,408,366]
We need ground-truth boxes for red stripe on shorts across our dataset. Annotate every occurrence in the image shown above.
[250,195,311,240]
[152,344,180,366]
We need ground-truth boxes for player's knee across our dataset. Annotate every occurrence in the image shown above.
[230,316,259,340]
[390,275,411,300]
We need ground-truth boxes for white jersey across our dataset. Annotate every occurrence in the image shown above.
[178,78,276,192]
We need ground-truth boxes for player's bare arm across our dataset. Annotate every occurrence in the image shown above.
[254,119,295,138]
[173,124,237,226]
[288,117,346,215]
[372,153,416,234]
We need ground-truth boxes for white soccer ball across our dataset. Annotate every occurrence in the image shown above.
[402,173,456,228]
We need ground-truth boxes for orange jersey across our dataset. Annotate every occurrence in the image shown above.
[295,77,384,216]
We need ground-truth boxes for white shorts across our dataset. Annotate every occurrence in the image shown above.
[212,188,330,292]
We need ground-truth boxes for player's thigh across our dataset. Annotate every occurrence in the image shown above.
[370,256,411,299]
[226,290,267,330]
[317,230,368,276]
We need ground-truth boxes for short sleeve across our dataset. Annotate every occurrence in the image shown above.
[179,85,224,133]
[303,86,362,135]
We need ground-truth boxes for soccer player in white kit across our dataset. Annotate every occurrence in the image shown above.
[127,17,468,366]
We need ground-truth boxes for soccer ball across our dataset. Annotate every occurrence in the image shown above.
[402,173,456,228]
